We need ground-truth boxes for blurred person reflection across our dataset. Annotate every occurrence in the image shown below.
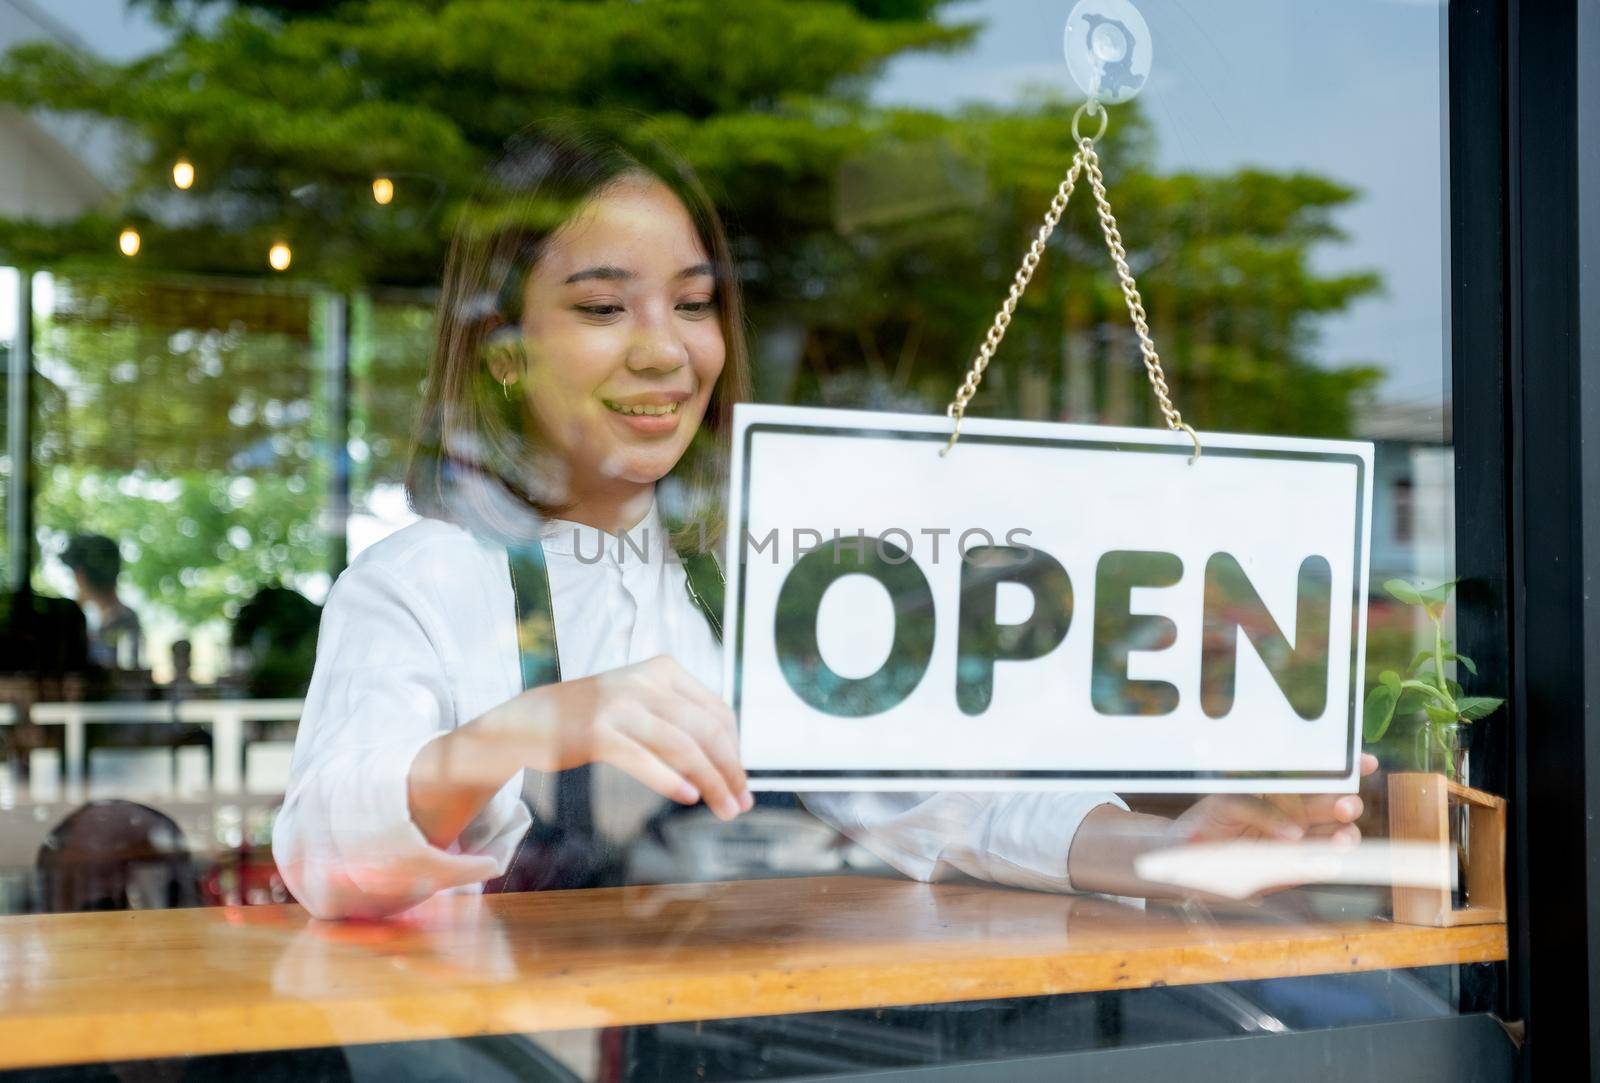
[230,584,322,699]
[0,585,88,678]
[167,638,196,696]
[61,534,144,672]
[0,587,90,783]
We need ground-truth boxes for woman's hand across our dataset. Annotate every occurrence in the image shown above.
[504,654,752,820]
[1166,752,1380,849]
[1066,753,1381,899]
[408,655,750,850]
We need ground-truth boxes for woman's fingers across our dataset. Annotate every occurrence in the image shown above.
[597,730,701,806]
[1307,792,1364,823]
[666,661,737,731]
[695,718,752,812]
[654,692,749,812]
[646,659,750,811]
[1272,791,1364,827]
[632,709,743,821]
[1196,795,1305,842]
[548,658,750,822]
[1304,822,1362,848]
[1267,776,1371,829]
[597,698,747,821]
[667,678,746,778]
[1265,793,1307,828]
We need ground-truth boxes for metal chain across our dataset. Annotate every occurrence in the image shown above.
[941,151,1085,449]
[1079,140,1196,455]
[942,106,1200,460]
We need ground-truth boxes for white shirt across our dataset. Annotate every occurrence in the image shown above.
[272,500,1125,919]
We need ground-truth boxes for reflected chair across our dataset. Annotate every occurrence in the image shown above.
[34,799,202,912]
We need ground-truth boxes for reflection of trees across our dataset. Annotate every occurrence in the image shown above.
[682,103,1381,435]
[1197,598,1332,720]
[1,0,1383,625]
[350,294,432,489]
[32,276,326,626]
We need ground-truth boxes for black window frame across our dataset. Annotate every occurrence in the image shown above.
[1453,0,1600,1075]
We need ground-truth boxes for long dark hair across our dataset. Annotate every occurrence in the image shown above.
[405,122,750,549]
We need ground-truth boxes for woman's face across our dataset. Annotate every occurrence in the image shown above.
[514,175,725,496]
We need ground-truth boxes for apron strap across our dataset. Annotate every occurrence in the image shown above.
[497,530,726,880]
[506,541,591,836]
[507,541,561,689]
[678,548,725,643]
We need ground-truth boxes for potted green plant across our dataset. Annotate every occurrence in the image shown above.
[1365,578,1510,927]
[1362,578,1504,780]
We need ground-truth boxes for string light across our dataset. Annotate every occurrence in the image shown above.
[371,176,395,205]
[118,228,141,257]
[172,158,195,190]
[268,242,292,271]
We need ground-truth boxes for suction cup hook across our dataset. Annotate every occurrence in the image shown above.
[1064,0,1153,111]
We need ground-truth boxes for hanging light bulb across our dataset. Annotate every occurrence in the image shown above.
[268,242,292,271]
[371,176,395,205]
[172,158,195,190]
[118,228,141,257]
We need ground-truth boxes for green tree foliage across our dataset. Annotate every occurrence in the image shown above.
[1,0,1381,630]
[0,0,971,287]
[30,274,327,625]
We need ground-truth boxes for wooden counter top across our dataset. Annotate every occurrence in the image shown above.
[0,875,1507,1070]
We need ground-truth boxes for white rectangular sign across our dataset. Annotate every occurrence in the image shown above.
[722,404,1373,794]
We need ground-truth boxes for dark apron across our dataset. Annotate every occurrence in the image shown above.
[484,536,725,894]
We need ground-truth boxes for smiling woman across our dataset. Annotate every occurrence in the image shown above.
[272,123,771,921]
[404,124,751,548]
[516,180,725,502]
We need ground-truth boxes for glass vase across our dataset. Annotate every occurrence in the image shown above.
[1414,718,1468,781]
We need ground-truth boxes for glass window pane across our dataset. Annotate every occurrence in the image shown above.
[0,0,1511,1079]
[348,291,430,559]
[30,272,327,688]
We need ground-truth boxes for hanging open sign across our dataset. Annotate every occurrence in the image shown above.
[722,404,1374,794]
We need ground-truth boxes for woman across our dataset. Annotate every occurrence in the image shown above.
[273,125,1372,920]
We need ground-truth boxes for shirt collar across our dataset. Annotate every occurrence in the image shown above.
[539,495,666,563]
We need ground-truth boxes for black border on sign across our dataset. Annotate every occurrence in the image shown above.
[733,420,1367,783]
